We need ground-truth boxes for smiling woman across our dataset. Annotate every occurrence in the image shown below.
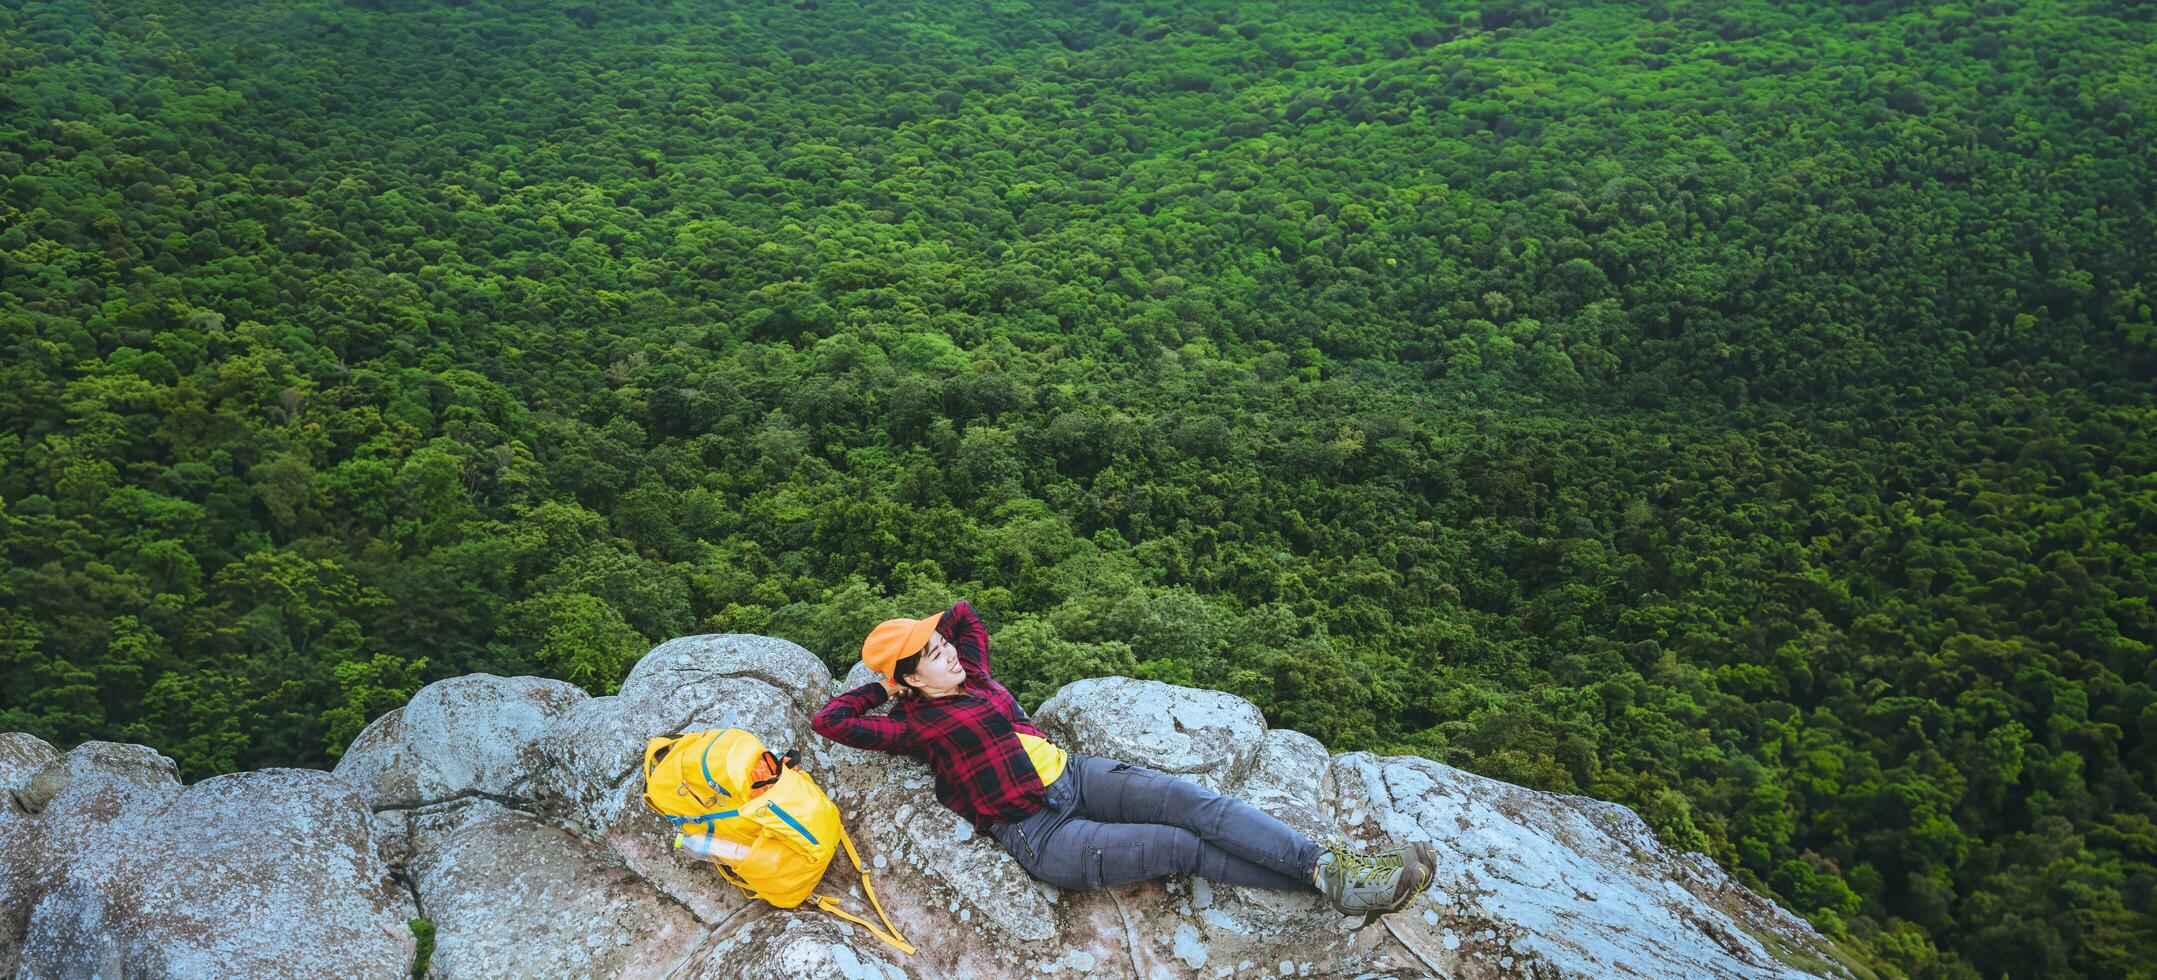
[883,625,968,698]
[811,601,1435,928]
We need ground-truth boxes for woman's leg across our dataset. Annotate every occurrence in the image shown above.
[1016,814,1317,892]
[1065,756,1322,891]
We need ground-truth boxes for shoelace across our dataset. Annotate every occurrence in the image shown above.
[1324,838,1402,888]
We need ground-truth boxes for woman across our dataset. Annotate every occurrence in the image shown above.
[810,600,1436,926]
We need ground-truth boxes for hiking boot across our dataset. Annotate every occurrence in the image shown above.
[1314,837,1437,929]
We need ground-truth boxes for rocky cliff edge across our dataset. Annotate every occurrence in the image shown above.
[1,634,1866,979]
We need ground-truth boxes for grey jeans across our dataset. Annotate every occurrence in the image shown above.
[988,753,1322,893]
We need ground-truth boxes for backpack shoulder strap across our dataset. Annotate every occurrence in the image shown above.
[711,860,758,901]
[810,822,915,956]
[813,897,916,957]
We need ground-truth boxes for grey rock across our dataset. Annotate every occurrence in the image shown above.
[15,741,179,820]
[1241,728,1330,809]
[334,672,588,810]
[0,732,60,966]
[1235,726,1343,850]
[1329,752,1830,979]
[1035,677,1267,794]
[628,633,835,718]
[817,752,1062,947]
[4,741,184,976]
[838,660,885,695]
[0,733,59,802]
[533,676,804,839]
[526,635,832,926]
[406,802,706,979]
[12,767,411,978]
[672,909,909,980]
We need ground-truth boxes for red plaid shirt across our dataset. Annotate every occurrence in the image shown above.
[811,601,1050,833]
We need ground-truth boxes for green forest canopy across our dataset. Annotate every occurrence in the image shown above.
[1,0,2151,975]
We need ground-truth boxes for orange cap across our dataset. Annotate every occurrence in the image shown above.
[862,612,945,680]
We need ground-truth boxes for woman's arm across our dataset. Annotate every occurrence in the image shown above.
[937,599,991,677]
[810,681,917,754]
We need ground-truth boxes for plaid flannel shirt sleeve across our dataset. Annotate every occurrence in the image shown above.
[811,682,915,754]
[938,599,991,677]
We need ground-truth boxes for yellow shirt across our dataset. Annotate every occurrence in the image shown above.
[1015,731,1067,786]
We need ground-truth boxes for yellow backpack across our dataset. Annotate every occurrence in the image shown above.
[640,728,913,955]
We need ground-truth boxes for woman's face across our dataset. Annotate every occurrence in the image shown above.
[904,633,966,693]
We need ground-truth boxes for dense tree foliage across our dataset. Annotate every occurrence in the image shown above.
[3,0,2151,974]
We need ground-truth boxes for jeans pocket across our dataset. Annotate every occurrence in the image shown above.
[1086,841,1146,889]
[1108,760,1162,778]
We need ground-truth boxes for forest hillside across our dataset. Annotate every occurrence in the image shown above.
[1,0,2151,976]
